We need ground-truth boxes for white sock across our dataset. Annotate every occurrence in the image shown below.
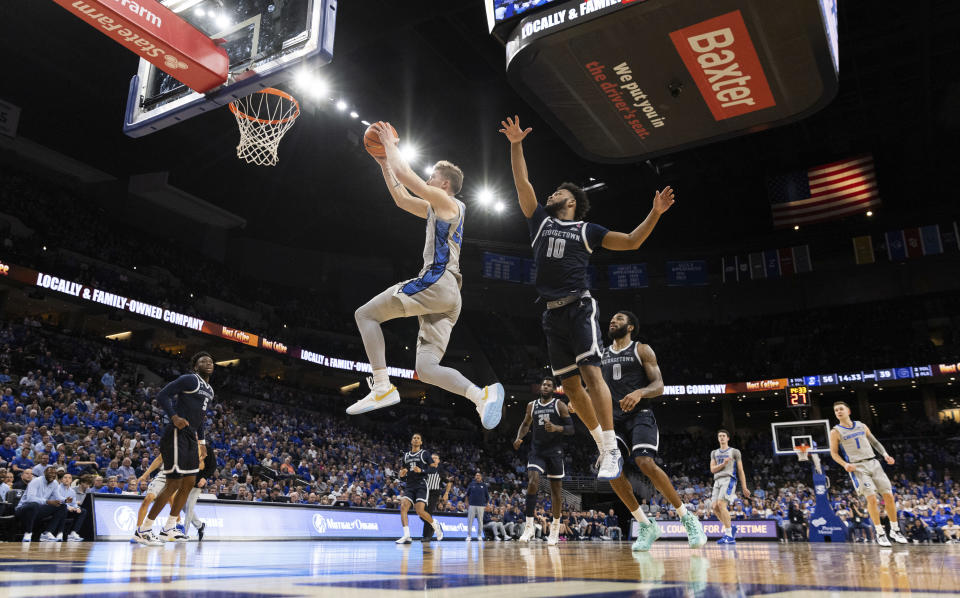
[551,518,560,534]
[373,368,390,391]
[631,507,650,524]
[876,525,886,535]
[602,430,617,452]
[526,516,534,524]
[466,385,484,406]
[403,526,410,538]
[165,515,179,530]
[890,521,900,532]
[722,526,731,535]
[139,518,154,533]
[676,505,688,518]
[589,425,603,450]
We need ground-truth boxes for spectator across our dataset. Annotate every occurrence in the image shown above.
[15,466,67,542]
[117,457,136,482]
[56,472,86,542]
[604,508,621,541]
[483,506,508,541]
[13,469,33,490]
[0,470,13,501]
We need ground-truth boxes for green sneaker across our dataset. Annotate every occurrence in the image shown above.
[681,513,707,548]
[632,518,661,552]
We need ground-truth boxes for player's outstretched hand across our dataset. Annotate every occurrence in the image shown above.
[499,115,532,144]
[843,463,856,473]
[652,186,675,215]
[372,121,399,147]
[512,438,523,450]
[884,455,895,465]
[743,488,751,499]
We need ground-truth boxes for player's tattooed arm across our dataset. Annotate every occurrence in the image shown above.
[513,402,534,449]
[379,159,429,219]
[864,426,894,464]
[601,187,675,251]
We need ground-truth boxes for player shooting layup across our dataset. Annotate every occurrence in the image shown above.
[347,122,504,429]
[829,401,908,546]
[499,115,675,480]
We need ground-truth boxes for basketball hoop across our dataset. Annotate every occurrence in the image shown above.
[229,88,300,166]
[794,446,811,461]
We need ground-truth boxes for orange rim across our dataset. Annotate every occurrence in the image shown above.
[229,88,301,125]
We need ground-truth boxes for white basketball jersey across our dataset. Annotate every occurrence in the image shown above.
[834,421,873,462]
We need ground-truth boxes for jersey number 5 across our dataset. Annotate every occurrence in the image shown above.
[546,237,566,259]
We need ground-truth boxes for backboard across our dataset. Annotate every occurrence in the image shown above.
[124,0,336,137]
[771,419,831,456]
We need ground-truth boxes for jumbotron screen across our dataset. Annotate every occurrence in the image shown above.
[485,0,563,34]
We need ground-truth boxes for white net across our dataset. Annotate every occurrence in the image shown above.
[229,88,300,166]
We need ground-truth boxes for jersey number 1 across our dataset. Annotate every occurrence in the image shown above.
[546,237,566,259]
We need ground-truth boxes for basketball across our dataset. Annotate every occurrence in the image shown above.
[364,122,398,159]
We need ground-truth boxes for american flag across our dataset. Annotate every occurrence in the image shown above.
[767,155,881,228]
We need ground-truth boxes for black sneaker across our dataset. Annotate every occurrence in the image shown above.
[197,522,206,542]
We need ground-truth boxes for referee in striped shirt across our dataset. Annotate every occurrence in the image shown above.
[422,454,452,541]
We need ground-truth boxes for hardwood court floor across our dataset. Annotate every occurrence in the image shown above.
[0,539,957,597]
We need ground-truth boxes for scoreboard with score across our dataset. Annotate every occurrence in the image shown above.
[786,386,811,408]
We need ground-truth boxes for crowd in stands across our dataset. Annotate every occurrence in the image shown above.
[0,315,959,542]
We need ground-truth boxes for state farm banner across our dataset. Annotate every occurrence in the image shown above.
[50,0,228,93]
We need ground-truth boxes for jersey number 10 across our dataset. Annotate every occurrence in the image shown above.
[546,237,566,259]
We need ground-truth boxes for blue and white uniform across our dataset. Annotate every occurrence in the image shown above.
[527,204,609,378]
[389,200,466,359]
[834,421,892,496]
[710,447,741,504]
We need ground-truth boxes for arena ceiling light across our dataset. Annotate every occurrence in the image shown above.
[493,201,506,213]
[477,189,494,206]
[400,144,419,163]
[105,331,132,341]
[335,100,348,111]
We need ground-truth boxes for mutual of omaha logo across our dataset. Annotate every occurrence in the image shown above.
[114,506,139,532]
[313,513,327,534]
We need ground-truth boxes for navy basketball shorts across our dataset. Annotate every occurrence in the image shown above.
[402,483,430,504]
[614,409,659,460]
[541,296,604,379]
[527,448,565,479]
[160,425,200,479]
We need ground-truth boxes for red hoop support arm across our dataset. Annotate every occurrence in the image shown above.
[49,0,228,93]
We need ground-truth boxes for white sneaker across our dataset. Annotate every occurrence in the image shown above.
[547,532,560,546]
[134,529,163,546]
[477,383,505,429]
[495,537,501,542]
[435,526,444,541]
[22,532,31,543]
[597,449,623,480]
[889,529,908,544]
[347,378,400,415]
[54,532,64,542]
[395,536,412,544]
[518,526,535,543]
[39,532,60,542]
[465,537,471,542]
[67,532,84,542]
[877,533,891,547]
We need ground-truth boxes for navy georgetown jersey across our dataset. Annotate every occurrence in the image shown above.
[601,341,651,417]
[527,204,608,301]
[530,397,565,453]
[156,373,214,440]
[402,449,431,486]
[402,201,465,295]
